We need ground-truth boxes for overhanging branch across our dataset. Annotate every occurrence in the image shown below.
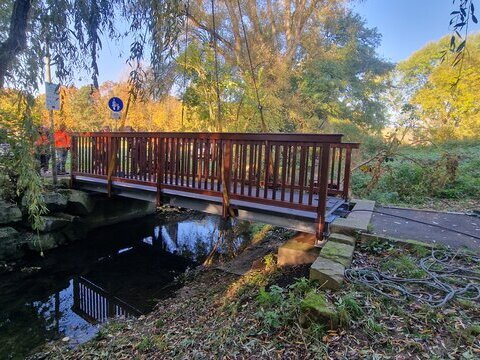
[0,0,32,88]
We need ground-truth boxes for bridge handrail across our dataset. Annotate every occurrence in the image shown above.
[72,132,346,143]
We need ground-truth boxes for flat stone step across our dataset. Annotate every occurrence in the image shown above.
[329,233,356,246]
[277,233,319,267]
[331,199,375,235]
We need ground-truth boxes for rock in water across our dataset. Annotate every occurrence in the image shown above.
[0,227,20,260]
[61,189,95,215]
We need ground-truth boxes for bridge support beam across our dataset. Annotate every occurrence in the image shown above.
[221,139,234,218]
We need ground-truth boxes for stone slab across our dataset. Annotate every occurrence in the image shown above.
[331,199,375,234]
[42,192,68,212]
[0,227,21,260]
[277,233,319,266]
[61,189,95,215]
[310,257,345,290]
[37,214,76,232]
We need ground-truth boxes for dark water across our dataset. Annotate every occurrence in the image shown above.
[0,213,252,359]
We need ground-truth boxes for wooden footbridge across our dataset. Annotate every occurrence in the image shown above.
[70,132,358,240]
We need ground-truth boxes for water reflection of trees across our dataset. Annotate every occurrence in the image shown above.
[152,216,254,264]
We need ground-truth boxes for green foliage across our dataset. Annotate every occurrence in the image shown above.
[1,0,183,92]
[410,244,431,258]
[299,12,392,131]
[353,142,480,207]
[256,285,284,308]
[336,293,364,327]
[136,336,155,351]
[0,91,47,231]
[462,324,480,343]
[255,278,312,331]
[360,237,394,255]
[366,317,385,335]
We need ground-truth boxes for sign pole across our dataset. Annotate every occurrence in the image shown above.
[45,50,57,185]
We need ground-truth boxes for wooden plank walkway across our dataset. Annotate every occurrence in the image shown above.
[71,132,359,239]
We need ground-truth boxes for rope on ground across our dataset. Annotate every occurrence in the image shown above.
[345,249,480,307]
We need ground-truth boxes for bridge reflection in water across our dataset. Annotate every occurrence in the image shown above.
[72,277,142,324]
[70,215,249,325]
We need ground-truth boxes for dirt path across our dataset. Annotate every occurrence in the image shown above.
[371,206,480,251]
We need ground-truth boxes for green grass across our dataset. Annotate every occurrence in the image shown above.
[381,255,427,279]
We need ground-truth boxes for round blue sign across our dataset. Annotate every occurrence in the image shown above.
[108,97,124,112]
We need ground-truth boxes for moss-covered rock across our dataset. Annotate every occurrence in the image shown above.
[329,233,356,247]
[36,214,77,232]
[0,227,21,259]
[27,232,67,252]
[300,292,339,329]
[277,233,319,266]
[42,192,68,212]
[62,189,95,215]
[0,200,22,224]
[320,241,354,267]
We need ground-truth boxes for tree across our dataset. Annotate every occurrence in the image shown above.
[178,1,391,133]
[397,33,480,141]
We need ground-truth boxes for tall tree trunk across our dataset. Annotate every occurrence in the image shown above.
[0,0,32,88]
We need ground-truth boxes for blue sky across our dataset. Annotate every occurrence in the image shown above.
[91,0,480,85]
[354,0,480,62]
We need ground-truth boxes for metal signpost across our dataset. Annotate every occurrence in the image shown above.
[45,53,60,184]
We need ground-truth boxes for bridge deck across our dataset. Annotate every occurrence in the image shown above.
[71,132,359,238]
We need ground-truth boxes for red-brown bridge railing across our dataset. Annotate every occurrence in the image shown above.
[71,132,359,238]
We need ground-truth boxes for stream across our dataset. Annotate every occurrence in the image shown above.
[0,211,253,359]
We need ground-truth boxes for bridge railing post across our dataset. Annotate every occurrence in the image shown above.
[70,136,77,188]
[156,136,165,207]
[221,139,233,218]
[316,143,331,242]
[342,146,353,200]
[106,135,114,197]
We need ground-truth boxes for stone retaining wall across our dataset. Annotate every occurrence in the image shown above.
[0,190,156,261]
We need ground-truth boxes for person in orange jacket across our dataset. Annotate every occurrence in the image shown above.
[54,123,71,175]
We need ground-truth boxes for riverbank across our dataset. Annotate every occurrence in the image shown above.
[37,232,480,359]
